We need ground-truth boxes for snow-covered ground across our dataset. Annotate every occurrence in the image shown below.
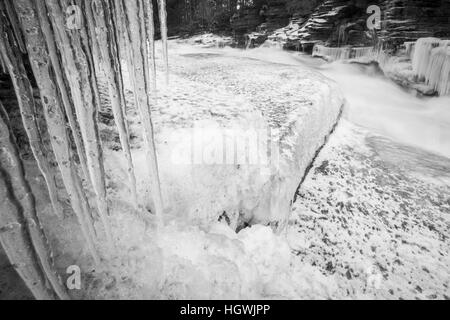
[290,120,450,299]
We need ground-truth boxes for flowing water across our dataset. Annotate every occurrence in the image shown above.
[221,46,450,159]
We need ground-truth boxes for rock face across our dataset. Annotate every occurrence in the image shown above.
[379,0,450,47]
[242,0,450,51]
[231,0,291,46]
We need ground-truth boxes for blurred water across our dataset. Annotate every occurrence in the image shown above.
[316,60,450,159]
[226,46,450,159]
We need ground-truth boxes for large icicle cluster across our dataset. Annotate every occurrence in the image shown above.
[0,0,169,300]
[412,37,450,96]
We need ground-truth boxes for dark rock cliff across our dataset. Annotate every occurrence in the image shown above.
[229,0,450,50]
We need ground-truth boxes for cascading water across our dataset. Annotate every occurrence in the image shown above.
[312,45,352,61]
[223,45,450,159]
[312,38,450,97]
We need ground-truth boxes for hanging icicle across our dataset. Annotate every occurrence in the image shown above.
[13,0,100,264]
[45,0,114,246]
[412,37,450,96]
[157,0,169,84]
[0,4,63,218]
[412,38,450,79]
[85,0,138,207]
[144,0,157,93]
[425,47,450,96]
[35,0,91,188]
[116,0,164,228]
[0,101,69,300]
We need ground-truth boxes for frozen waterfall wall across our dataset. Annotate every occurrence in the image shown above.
[412,38,450,96]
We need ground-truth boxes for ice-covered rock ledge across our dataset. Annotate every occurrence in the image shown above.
[122,42,344,229]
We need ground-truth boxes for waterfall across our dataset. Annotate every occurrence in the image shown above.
[312,44,378,62]
[312,38,450,96]
[312,45,351,61]
[412,37,450,96]
[353,47,377,60]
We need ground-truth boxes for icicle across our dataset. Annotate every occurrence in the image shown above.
[35,0,91,189]
[157,0,169,84]
[45,0,114,247]
[425,47,450,96]
[118,0,164,228]
[13,0,100,264]
[412,37,450,95]
[0,101,69,300]
[86,0,138,207]
[412,37,450,79]
[3,0,26,53]
[404,41,416,60]
[0,8,64,218]
[144,0,157,93]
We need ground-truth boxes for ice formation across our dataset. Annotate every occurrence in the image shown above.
[425,47,450,96]
[404,41,416,59]
[312,44,379,62]
[412,38,450,96]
